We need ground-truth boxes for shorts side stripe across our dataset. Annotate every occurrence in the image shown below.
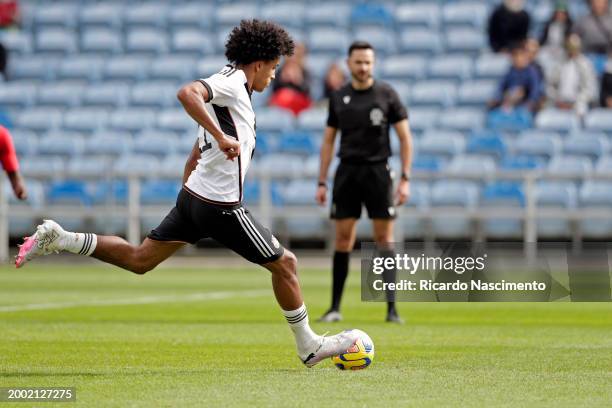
[233,209,272,257]
[238,208,275,256]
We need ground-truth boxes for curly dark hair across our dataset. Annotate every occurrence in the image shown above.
[225,19,295,65]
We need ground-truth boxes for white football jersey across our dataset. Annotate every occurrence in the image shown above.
[184,65,256,205]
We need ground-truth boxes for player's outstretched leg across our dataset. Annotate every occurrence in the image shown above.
[263,249,359,367]
[15,219,183,273]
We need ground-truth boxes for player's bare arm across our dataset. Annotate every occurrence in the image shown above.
[177,82,240,161]
[7,170,27,200]
[315,126,337,205]
[394,118,413,206]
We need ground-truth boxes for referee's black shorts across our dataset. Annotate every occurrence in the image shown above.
[148,188,284,265]
[331,161,396,220]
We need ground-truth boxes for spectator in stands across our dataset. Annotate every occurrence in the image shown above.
[269,43,312,115]
[488,0,531,53]
[0,125,26,200]
[322,62,346,100]
[573,0,612,55]
[540,1,573,49]
[600,50,612,107]
[489,41,544,113]
[525,38,547,108]
[0,0,19,28]
[548,34,597,117]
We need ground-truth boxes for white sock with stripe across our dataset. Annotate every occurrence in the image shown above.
[283,304,321,360]
[62,232,97,256]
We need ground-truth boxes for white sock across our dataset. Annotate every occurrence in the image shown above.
[283,304,321,359]
[62,232,97,256]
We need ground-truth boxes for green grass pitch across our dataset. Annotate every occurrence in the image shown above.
[1,263,611,407]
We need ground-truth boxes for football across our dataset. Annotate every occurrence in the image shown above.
[331,329,375,370]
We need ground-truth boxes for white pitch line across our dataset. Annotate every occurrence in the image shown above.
[0,289,270,312]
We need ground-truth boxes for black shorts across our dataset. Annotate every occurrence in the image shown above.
[148,188,284,265]
[331,161,396,220]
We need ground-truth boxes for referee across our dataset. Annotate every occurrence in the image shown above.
[316,41,413,323]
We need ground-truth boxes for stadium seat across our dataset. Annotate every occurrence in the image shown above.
[481,182,524,238]
[82,83,130,108]
[242,180,261,205]
[79,3,123,29]
[410,81,457,108]
[159,154,186,178]
[0,82,37,108]
[125,29,168,55]
[448,154,497,175]
[38,133,85,157]
[535,181,577,238]
[352,28,397,55]
[16,108,63,132]
[487,107,533,131]
[305,2,350,27]
[130,82,177,108]
[307,28,350,54]
[584,108,612,132]
[216,3,259,26]
[261,2,304,29]
[149,56,196,82]
[444,28,486,55]
[80,29,123,55]
[399,29,443,54]
[132,132,177,157]
[428,55,473,81]
[140,180,181,205]
[57,55,104,81]
[0,30,33,55]
[21,155,65,178]
[438,108,485,131]
[514,131,562,160]
[157,109,197,133]
[8,56,57,81]
[500,155,546,170]
[197,55,232,77]
[277,131,318,155]
[412,155,446,172]
[123,3,168,28]
[475,53,510,79]
[282,179,327,238]
[430,180,480,238]
[171,30,216,56]
[380,55,427,81]
[113,154,161,177]
[35,29,78,55]
[11,130,37,157]
[350,3,393,27]
[395,3,440,29]
[408,107,440,132]
[403,180,430,209]
[442,2,489,28]
[579,181,612,238]
[47,180,92,206]
[168,3,214,29]
[419,131,466,158]
[36,82,83,108]
[256,154,304,177]
[535,109,580,133]
[92,180,128,205]
[103,56,150,81]
[595,156,612,174]
[304,53,338,79]
[296,108,326,132]
[563,134,609,160]
[457,80,497,106]
[84,132,132,157]
[466,132,507,159]
[547,156,593,177]
[67,156,112,178]
[109,108,158,132]
[63,108,110,133]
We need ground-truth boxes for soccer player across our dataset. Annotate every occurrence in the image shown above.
[15,20,358,367]
[0,125,27,200]
[316,41,413,323]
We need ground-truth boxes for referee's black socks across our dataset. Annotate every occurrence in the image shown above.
[330,251,350,312]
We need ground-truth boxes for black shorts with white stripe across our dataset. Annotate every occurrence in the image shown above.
[148,188,284,265]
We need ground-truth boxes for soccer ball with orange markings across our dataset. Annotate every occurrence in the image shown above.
[331,329,374,370]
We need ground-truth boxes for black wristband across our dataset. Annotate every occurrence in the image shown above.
[400,172,410,181]
[318,181,327,188]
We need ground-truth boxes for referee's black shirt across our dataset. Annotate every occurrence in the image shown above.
[327,81,408,164]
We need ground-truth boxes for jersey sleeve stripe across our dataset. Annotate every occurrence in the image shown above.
[198,79,214,103]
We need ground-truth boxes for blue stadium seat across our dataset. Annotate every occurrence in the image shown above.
[57,56,103,81]
[80,29,123,55]
[149,56,196,82]
[438,108,485,131]
[103,56,150,81]
[168,3,214,29]
[535,181,577,238]
[501,155,546,170]
[38,133,85,157]
[197,55,232,77]
[8,56,57,81]
[466,133,507,159]
[308,28,350,54]
[350,3,393,27]
[110,108,157,132]
[419,131,466,158]
[579,181,612,238]
[16,108,63,132]
[132,132,177,157]
[63,108,110,133]
[21,155,65,178]
[487,107,533,131]
[216,3,259,26]
[35,29,78,55]
[412,155,446,172]
[277,131,318,155]
[257,154,305,177]
[0,30,33,55]
[254,107,295,132]
[352,28,397,55]
[34,3,78,29]
[296,108,326,132]
[481,182,524,238]
[242,180,261,205]
[67,156,112,178]
[140,180,181,205]
[384,80,410,105]
[428,55,473,81]
[171,30,216,56]
[449,154,497,175]
[125,29,168,55]
[84,132,132,157]
[408,107,440,132]
[159,154,186,178]
[536,108,580,133]
[113,154,161,177]
[282,179,317,205]
[47,180,92,206]
[584,108,612,132]
[380,55,427,80]
[403,180,430,209]
[431,180,479,238]
[547,156,593,177]
[79,3,123,29]
[305,2,350,28]
[282,179,327,238]
[457,80,497,106]
[157,109,197,133]
[0,82,37,108]
[11,130,37,157]
[410,81,457,108]
[444,28,485,54]
[6,178,44,209]
[596,156,612,174]
[395,3,440,29]
[92,180,128,205]
[261,2,304,29]
[124,3,168,28]
[176,133,198,155]
[515,132,562,160]
[442,2,489,28]
[563,134,609,160]
[475,53,510,79]
[36,82,83,108]
[399,29,443,54]
[82,83,130,108]
[130,82,176,108]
